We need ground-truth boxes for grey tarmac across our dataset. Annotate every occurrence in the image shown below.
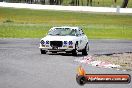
[0,38,132,88]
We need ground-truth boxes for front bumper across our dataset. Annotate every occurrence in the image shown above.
[39,44,74,52]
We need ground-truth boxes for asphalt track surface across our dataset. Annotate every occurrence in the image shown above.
[0,38,132,88]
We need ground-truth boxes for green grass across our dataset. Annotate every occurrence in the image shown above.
[0,24,49,38]
[0,7,132,39]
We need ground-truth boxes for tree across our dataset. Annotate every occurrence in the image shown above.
[70,0,75,6]
[87,0,92,6]
[40,0,45,4]
[122,0,129,8]
[114,0,117,3]
[75,0,79,6]
[58,0,63,5]
[49,0,54,5]
[81,0,83,6]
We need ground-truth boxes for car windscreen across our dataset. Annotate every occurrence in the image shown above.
[48,28,77,36]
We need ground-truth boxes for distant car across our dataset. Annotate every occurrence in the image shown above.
[39,26,89,56]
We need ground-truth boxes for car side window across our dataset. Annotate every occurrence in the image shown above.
[76,29,81,36]
[80,29,84,35]
[78,29,81,36]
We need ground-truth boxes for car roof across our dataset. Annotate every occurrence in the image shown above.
[51,26,81,29]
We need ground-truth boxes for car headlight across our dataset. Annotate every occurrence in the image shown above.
[41,40,45,45]
[69,41,73,45]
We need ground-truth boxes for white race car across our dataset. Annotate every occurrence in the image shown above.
[39,26,89,56]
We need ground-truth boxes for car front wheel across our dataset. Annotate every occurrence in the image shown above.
[82,43,89,55]
[72,44,78,56]
[40,49,46,54]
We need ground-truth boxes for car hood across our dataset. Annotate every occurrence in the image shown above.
[41,35,78,41]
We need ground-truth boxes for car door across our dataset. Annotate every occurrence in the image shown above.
[79,29,88,49]
[76,29,84,49]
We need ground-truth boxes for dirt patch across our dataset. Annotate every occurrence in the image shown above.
[94,53,132,71]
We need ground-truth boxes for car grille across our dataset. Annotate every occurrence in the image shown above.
[50,41,63,47]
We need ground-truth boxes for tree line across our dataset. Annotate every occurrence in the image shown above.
[4,0,129,8]
[4,0,93,5]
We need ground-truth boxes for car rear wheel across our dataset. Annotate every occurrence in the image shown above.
[82,43,89,55]
[40,49,46,54]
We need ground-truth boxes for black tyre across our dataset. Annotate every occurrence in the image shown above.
[40,49,46,54]
[72,44,78,56]
[82,43,89,55]
[72,49,77,56]
[76,75,86,85]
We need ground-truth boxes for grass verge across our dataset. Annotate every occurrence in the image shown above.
[0,7,132,39]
